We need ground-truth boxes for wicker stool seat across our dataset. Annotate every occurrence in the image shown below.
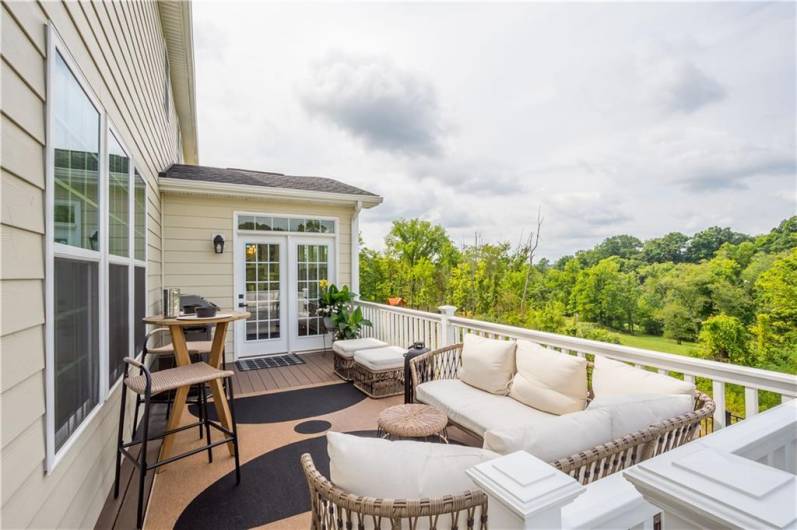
[377,404,448,442]
[352,346,406,398]
[124,362,233,395]
[146,340,213,356]
[331,338,387,380]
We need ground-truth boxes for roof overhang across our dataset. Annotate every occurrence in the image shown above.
[158,1,199,164]
[158,177,383,208]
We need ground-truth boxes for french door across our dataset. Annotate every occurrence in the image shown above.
[235,235,335,357]
[237,237,288,356]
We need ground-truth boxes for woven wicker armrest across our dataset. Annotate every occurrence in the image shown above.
[301,453,487,530]
[409,343,464,397]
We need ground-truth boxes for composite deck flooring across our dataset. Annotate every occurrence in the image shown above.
[95,350,338,530]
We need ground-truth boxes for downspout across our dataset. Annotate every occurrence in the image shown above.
[351,201,361,298]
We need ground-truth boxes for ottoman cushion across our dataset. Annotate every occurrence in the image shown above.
[332,338,387,359]
[354,346,407,370]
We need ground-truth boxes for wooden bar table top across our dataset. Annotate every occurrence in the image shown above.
[142,311,250,464]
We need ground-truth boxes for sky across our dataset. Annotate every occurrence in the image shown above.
[192,1,796,260]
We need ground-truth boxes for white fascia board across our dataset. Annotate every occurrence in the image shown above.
[158,177,383,208]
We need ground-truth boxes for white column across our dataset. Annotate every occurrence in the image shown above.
[438,305,457,347]
[467,451,584,529]
[350,201,361,297]
[561,473,658,530]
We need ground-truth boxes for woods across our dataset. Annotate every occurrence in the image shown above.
[360,217,797,380]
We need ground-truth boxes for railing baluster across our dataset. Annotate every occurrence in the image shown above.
[745,387,759,418]
[712,381,726,429]
[684,374,695,385]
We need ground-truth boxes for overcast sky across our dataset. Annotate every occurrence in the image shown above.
[193,1,796,259]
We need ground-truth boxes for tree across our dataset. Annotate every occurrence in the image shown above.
[684,226,750,263]
[754,249,797,352]
[641,232,689,263]
[660,302,698,343]
[698,314,753,366]
[754,216,797,254]
[572,257,639,330]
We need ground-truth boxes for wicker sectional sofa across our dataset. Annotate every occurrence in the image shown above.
[409,339,715,485]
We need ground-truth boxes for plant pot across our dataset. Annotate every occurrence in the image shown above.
[323,317,335,333]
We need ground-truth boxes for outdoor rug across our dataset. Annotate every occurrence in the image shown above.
[144,382,405,530]
[235,353,305,372]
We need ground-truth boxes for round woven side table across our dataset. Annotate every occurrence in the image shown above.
[377,404,449,443]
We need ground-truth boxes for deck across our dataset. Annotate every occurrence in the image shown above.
[95,350,339,530]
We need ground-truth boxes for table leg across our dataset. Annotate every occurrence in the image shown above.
[158,385,189,471]
[208,321,235,455]
[169,325,192,366]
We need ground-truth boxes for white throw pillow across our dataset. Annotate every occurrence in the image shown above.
[327,431,498,500]
[509,340,588,415]
[458,333,517,395]
[483,408,612,462]
[592,355,695,397]
[588,394,694,439]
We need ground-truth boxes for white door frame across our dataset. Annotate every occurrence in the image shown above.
[232,211,340,359]
[288,236,336,353]
[235,235,288,357]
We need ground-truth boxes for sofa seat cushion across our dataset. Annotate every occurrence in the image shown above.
[592,355,695,397]
[327,431,498,500]
[510,340,588,415]
[588,394,694,439]
[354,346,407,370]
[458,333,517,395]
[332,338,387,359]
[483,408,612,462]
[416,379,555,437]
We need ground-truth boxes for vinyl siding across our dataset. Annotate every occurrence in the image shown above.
[0,1,183,527]
[162,193,354,357]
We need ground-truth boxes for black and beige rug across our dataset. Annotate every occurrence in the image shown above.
[145,382,404,529]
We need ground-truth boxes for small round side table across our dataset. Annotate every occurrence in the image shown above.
[377,404,449,443]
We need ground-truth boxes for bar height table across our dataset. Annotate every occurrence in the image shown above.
[142,311,249,463]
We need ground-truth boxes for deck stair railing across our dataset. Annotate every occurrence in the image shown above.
[357,300,797,430]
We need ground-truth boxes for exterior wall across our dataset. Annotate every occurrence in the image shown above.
[162,192,354,356]
[1,1,184,527]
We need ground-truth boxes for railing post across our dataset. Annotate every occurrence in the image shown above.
[712,381,727,430]
[467,451,584,529]
[438,305,457,347]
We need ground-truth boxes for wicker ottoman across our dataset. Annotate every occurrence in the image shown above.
[377,404,449,442]
[331,338,387,381]
[352,346,407,398]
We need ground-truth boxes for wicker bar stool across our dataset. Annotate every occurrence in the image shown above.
[133,327,216,439]
[114,357,241,529]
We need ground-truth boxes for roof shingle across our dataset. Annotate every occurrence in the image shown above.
[160,164,379,197]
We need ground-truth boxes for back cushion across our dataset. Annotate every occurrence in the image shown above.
[592,355,695,397]
[588,394,695,439]
[459,333,517,395]
[483,408,612,462]
[327,431,497,499]
[509,340,588,415]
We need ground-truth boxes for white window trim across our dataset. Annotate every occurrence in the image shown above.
[45,24,148,472]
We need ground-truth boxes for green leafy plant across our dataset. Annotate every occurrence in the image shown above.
[317,281,354,318]
[332,305,372,340]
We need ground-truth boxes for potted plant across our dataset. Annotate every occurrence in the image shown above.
[317,280,354,332]
[331,305,372,340]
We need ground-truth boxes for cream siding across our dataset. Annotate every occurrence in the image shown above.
[162,193,354,356]
[0,1,185,527]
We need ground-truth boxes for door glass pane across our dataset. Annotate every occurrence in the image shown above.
[108,134,129,257]
[108,263,129,382]
[244,242,281,341]
[297,244,328,337]
[134,266,145,355]
[54,258,99,450]
[53,52,100,251]
[134,172,146,261]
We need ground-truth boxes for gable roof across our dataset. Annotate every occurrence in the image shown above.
[159,164,382,206]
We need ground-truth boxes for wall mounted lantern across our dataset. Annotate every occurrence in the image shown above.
[213,234,225,254]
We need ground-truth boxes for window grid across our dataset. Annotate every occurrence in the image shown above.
[245,243,281,341]
[238,215,334,234]
[297,244,329,337]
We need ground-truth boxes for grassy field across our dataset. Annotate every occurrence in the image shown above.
[614,332,699,357]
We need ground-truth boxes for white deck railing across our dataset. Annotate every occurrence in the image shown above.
[357,300,797,428]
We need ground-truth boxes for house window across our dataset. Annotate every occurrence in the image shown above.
[238,215,335,234]
[46,31,148,469]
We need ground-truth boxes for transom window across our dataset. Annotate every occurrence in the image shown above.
[238,215,335,234]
